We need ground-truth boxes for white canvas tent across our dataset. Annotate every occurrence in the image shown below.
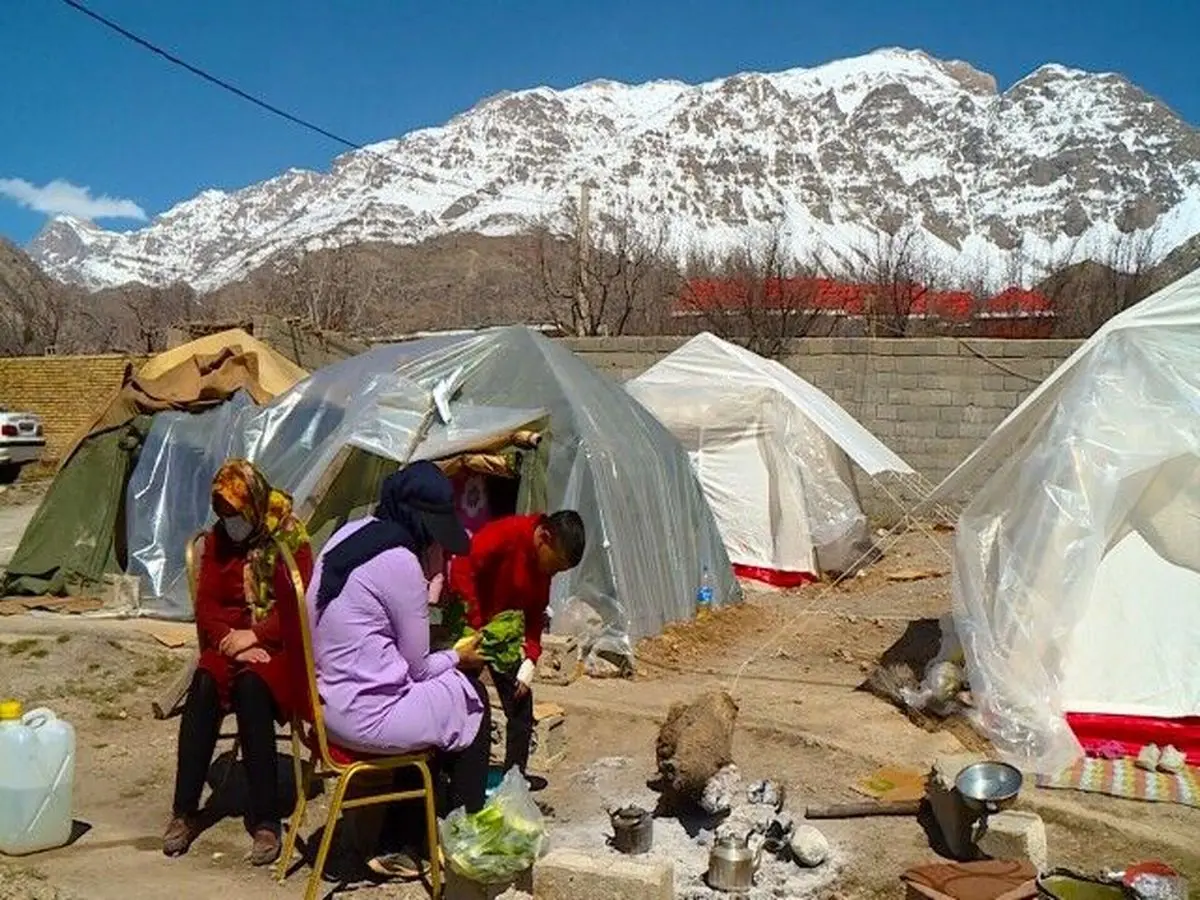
[931,267,1200,774]
[626,332,915,585]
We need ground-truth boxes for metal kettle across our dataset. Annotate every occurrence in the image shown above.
[705,831,764,893]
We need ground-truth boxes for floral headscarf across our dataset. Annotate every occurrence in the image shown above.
[211,459,309,623]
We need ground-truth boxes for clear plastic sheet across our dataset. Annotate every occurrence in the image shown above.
[124,327,738,662]
[627,333,911,578]
[951,325,1200,774]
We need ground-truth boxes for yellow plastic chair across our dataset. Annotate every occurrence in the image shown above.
[272,543,442,900]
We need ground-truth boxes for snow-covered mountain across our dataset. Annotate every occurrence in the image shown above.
[29,48,1200,293]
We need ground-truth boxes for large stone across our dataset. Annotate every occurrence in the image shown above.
[790,824,830,867]
[926,753,986,861]
[533,849,673,900]
[655,690,739,802]
[976,810,1048,871]
[535,634,581,686]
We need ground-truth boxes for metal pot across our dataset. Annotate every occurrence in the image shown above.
[955,761,1023,815]
[609,805,653,855]
[706,832,764,893]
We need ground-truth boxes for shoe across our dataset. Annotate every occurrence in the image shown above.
[249,827,281,867]
[1158,745,1187,775]
[163,815,200,857]
[1134,744,1161,771]
[367,849,427,879]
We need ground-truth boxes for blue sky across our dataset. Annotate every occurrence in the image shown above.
[2,0,1196,246]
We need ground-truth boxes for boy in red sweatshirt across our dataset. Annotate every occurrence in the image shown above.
[449,510,585,775]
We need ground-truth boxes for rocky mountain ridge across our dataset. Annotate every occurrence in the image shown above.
[25,47,1200,293]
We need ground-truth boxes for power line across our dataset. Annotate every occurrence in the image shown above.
[56,0,577,213]
[59,0,367,152]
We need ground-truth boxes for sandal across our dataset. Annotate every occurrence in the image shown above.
[249,827,281,867]
[368,849,428,880]
[163,815,200,857]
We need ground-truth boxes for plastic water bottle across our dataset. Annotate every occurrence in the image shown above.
[696,566,715,614]
[0,700,76,855]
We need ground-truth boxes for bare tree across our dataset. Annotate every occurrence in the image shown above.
[269,250,374,334]
[1040,226,1160,338]
[526,194,675,337]
[846,223,934,337]
[678,218,828,358]
[116,284,196,353]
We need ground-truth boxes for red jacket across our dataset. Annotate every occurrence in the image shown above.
[194,529,313,718]
[449,514,549,664]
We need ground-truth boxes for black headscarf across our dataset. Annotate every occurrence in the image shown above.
[314,460,469,611]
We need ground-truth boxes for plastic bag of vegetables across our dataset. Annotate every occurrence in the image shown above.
[441,767,547,884]
[452,609,525,673]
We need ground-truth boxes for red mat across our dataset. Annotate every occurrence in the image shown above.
[1067,712,1200,765]
[733,563,818,588]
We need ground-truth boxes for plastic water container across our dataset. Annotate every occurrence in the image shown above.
[696,566,715,613]
[0,700,76,855]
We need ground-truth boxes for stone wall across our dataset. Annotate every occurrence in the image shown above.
[0,354,148,465]
[563,336,1082,518]
[0,335,1083,514]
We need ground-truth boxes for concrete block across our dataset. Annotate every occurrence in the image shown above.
[977,810,1048,871]
[533,849,673,900]
[445,865,533,900]
[489,704,567,773]
[927,753,985,861]
[535,634,581,686]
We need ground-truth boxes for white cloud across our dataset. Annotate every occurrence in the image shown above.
[0,177,147,222]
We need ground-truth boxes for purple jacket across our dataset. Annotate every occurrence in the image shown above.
[306,517,484,754]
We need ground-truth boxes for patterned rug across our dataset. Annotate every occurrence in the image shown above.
[1037,757,1200,807]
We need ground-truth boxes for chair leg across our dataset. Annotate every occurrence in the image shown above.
[305,771,352,900]
[417,760,442,899]
[276,736,309,883]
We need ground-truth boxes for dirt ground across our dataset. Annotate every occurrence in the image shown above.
[1,526,1198,899]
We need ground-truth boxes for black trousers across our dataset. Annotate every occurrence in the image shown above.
[171,668,280,832]
[379,675,491,855]
[489,666,534,775]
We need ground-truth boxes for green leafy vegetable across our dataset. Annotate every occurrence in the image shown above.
[452,609,525,673]
[441,775,545,883]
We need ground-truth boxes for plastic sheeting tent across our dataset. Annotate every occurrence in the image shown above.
[626,332,914,585]
[127,327,738,662]
[930,267,1200,774]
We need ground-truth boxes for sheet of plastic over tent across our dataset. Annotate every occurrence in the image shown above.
[954,325,1200,775]
[125,328,738,662]
[387,327,740,658]
[126,340,542,620]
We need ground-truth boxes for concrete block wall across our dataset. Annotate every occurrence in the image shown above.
[0,354,149,464]
[564,336,1082,520]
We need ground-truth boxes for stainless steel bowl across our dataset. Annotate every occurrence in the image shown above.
[955,761,1023,813]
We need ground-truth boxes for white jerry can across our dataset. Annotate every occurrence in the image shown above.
[0,700,76,855]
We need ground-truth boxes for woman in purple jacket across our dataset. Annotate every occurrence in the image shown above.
[307,460,489,878]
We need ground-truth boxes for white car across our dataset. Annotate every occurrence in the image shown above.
[0,409,45,483]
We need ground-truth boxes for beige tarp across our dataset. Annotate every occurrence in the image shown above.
[137,328,307,396]
[60,330,309,469]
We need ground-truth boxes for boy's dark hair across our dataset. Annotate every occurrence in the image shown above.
[544,510,586,568]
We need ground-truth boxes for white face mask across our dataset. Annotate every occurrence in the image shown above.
[222,515,253,544]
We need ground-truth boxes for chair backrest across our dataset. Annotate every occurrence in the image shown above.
[274,543,339,764]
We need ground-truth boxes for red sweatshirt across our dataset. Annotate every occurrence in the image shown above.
[449,514,549,664]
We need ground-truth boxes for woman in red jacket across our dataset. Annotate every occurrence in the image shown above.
[163,459,313,866]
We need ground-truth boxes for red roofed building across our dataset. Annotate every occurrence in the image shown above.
[674,277,1055,338]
